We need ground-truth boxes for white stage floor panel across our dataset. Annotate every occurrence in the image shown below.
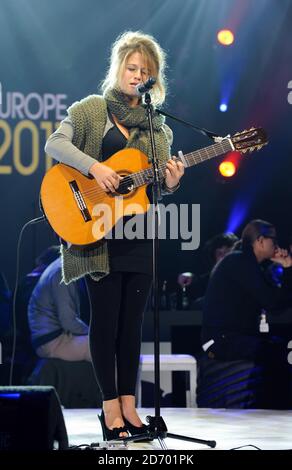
[63,408,292,451]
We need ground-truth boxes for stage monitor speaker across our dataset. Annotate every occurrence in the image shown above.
[0,386,68,450]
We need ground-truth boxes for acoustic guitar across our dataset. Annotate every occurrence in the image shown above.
[40,127,268,245]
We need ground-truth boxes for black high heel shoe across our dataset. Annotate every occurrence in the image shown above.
[98,411,128,441]
[123,417,153,442]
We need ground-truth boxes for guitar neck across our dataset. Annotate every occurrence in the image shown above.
[132,139,233,188]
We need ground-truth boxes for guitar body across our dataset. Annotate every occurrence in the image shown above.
[41,127,268,246]
[40,148,151,245]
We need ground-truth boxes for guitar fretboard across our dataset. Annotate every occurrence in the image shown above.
[131,139,233,188]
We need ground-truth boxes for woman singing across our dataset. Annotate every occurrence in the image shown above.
[45,30,184,440]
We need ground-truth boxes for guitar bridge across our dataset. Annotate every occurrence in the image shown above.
[69,180,92,222]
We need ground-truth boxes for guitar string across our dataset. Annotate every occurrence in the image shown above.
[79,141,232,199]
[66,140,234,200]
[79,164,166,198]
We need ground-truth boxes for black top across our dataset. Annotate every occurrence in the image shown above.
[101,119,152,275]
[202,249,292,343]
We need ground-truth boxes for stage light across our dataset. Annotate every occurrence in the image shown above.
[217,29,234,46]
[226,200,249,234]
[219,161,236,177]
[219,103,228,112]
[219,151,241,178]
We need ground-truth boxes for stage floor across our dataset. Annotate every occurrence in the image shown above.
[63,407,292,450]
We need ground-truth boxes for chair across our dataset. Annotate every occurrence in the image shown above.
[137,354,197,407]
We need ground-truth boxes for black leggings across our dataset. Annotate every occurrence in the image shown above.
[86,272,152,401]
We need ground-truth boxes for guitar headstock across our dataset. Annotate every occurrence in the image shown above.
[231,127,268,154]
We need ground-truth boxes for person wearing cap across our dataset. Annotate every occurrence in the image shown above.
[202,219,292,361]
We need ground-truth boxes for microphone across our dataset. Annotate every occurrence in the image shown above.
[135,77,156,96]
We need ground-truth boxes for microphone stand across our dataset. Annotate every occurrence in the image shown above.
[124,90,216,449]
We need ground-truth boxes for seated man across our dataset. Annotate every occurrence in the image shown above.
[28,257,90,362]
[202,219,292,360]
[189,232,238,308]
[200,219,292,407]
[15,245,60,361]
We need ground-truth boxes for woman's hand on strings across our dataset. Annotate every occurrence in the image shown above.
[89,161,121,193]
[165,156,184,189]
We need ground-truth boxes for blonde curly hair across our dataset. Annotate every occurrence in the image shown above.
[101,31,167,106]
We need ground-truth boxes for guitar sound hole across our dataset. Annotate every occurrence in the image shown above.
[116,175,134,195]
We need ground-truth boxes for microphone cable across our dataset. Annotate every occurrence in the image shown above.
[9,215,46,386]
